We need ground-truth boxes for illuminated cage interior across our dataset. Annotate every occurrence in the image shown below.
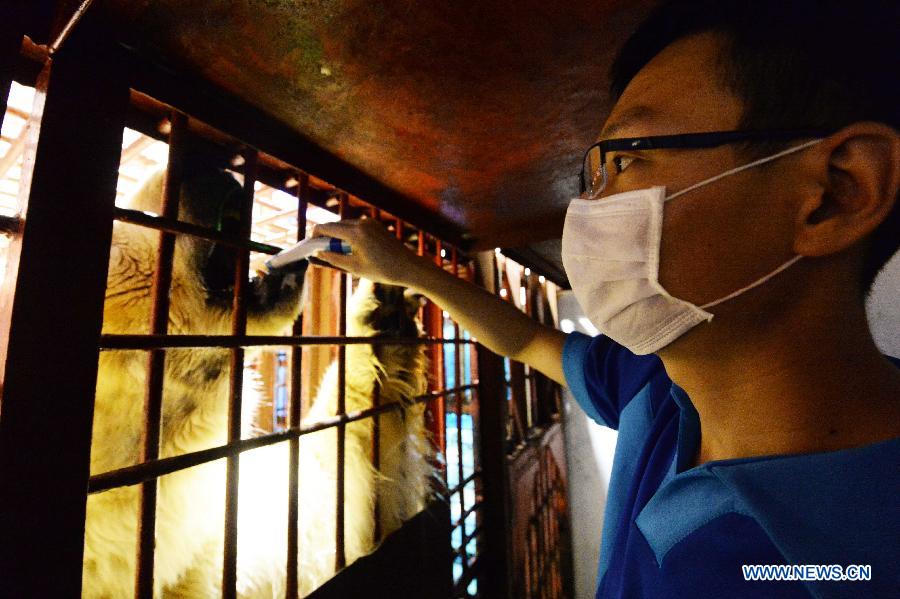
[0,30,567,599]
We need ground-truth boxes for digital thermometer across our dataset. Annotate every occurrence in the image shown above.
[265,237,351,272]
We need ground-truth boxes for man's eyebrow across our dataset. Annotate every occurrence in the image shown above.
[598,105,660,140]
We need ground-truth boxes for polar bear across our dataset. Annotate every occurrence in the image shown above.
[83,167,434,598]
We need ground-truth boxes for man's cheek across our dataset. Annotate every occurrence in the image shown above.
[657,199,714,303]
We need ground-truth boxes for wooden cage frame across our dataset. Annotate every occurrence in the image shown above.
[0,5,573,598]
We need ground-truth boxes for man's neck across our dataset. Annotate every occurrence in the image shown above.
[658,291,900,467]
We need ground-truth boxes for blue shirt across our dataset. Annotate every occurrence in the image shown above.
[563,332,900,599]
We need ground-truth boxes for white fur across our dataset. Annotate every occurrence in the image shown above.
[83,171,433,598]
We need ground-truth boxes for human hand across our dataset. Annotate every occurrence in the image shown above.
[311,218,427,287]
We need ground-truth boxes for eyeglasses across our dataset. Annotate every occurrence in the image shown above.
[579,129,830,198]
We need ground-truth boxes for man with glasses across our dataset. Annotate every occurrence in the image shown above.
[314,1,899,596]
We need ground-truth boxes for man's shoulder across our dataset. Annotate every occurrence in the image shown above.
[636,439,900,597]
[711,437,900,595]
[563,331,671,429]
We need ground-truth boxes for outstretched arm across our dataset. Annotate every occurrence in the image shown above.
[311,219,568,385]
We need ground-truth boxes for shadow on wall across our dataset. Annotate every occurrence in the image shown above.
[558,291,618,599]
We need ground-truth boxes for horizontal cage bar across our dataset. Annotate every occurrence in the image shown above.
[453,525,483,558]
[114,207,281,255]
[453,500,484,530]
[453,555,482,588]
[88,385,477,494]
[447,470,482,496]
[99,334,476,350]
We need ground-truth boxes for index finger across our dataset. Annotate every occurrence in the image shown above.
[312,219,362,240]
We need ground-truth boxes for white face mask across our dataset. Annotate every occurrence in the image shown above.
[561,140,820,355]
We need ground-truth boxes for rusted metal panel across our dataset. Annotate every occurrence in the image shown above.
[97,0,657,253]
[508,423,573,599]
[116,42,468,250]
[0,14,130,596]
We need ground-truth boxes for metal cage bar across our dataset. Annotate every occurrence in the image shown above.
[134,110,188,599]
[99,334,474,350]
[450,246,470,586]
[88,385,477,494]
[222,149,257,597]
[112,206,281,255]
[370,206,383,544]
[447,469,482,496]
[334,191,349,571]
[433,237,446,458]
[285,171,309,598]
[453,499,484,530]
[472,252,513,599]
[420,233,446,466]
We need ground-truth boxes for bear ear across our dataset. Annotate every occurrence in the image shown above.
[402,289,426,316]
[372,281,388,304]
[373,282,411,306]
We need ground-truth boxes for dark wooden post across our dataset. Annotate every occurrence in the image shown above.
[0,15,130,597]
[473,251,512,599]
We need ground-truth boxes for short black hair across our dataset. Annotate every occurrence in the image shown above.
[610,0,899,292]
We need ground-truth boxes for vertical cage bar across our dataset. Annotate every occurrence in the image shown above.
[371,370,383,543]
[134,111,187,598]
[452,247,468,582]
[538,461,546,596]
[550,460,560,598]
[334,192,348,571]
[423,235,445,458]
[369,206,382,543]
[544,457,552,596]
[0,18,129,595]
[285,172,309,598]
[222,149,257,598]
[472,251,512,599]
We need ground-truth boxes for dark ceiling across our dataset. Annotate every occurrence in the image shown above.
[94,0,656,280]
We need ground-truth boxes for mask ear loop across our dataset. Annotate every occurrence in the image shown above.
[664,139,820,311]
[700,255,803,310]
[666,139,824,201]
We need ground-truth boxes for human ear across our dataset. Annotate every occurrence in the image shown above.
[793,122,900,257]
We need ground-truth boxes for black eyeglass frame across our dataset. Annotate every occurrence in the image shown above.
[579,129,831,196]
